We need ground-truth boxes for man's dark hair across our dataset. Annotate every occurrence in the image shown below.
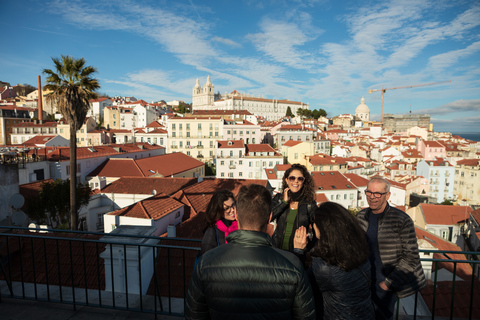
[205,189,235,226]
[310,202,369,271]
[236,184,272,232]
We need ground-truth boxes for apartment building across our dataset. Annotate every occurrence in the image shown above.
[10,121,57,144]
[275,124,316,149]
[0,105,31,145]
[167,116,223,163]
[454,159,480,205]
[416,159,455,203]
[215,140,282,179]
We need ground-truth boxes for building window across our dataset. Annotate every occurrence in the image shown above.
[239,172,243,177]
[221,172,225,177]
[172,124,176,129]
[187,151,190,156]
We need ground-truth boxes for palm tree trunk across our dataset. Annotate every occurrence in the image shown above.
[70,124,78,230]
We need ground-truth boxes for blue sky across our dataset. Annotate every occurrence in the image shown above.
[2,0,480,133]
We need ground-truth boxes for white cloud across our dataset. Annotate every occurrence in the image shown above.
[211,37,242,48]
[413,99,480,115]
[428,41,480,70]
[246,16,321,70]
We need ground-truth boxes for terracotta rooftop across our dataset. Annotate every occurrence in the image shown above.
[87,158,143,178]
[22,135,57,146]
[217,140,244,149]
[245,144,279,155]
[135,153,204,177]
[420,204,473,225]
[312,171,357,191]
[107,193,184,220]
[456,159,480,167]
[471,208,480,225]
[265,168,277,180]
[423,140,445,148]
[343,173,369,187]
[283,140,303,147]
[101,177,198,195]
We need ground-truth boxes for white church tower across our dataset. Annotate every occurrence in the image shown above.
[355,97,370,121]
[192,76,215,109]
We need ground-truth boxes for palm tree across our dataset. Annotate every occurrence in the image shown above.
[43,55,100,230]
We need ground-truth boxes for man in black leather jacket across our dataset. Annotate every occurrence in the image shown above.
[185,184,315,320]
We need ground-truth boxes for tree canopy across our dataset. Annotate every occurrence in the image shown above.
[25,179,92,230]
[286,106,294,117]
[297,108,327,119]
[43,55,99,230]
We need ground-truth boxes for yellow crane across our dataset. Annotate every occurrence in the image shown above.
[368,80,451,122]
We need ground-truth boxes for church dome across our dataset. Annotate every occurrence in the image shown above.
[356,97,370,114]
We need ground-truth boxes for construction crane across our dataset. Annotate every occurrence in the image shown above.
[368,80,451,122]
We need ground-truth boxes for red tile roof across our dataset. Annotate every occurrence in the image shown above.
[423,140,445,148]
[420,204,473,225]
[312,171,356,191]
[456,159,480,167]
[283,140,303,147]
[22,135,57,145]
[265,168,277,179]
[246,144,279,155]
[217,140,244,148]
[135,153,204,177]
[343,173,369,187]
[471,208,480,225]
[101,177,198,195]
[416,227,475,284]
[108,193,184,220]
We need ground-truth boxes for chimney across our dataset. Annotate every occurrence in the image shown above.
[37,75,43,121]
[167,224,176,237]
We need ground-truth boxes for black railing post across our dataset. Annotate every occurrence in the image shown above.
[82,241,88,305]
[43,238,50,301]
[123,244,129,310]
[31,237,37,300]
[137,246,143,312]
[69,240,76,310]
[96,242,102,307]
[450,262,457,319]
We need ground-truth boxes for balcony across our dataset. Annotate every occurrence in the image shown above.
[170,145,178,149]
[229,165,236,169]
[0,226,479,319]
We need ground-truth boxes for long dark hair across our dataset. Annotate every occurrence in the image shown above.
[205,189,235,226]
[281,163,316,203]
[310,202,369,271]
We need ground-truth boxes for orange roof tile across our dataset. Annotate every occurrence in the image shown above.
[283,140,303,147]
[420,204,473,225]
[88,158,143,177]
[101,177,198,195]
[312,171,356,191]
[108,193,184,220]
[217,140,245,148]
[135,153,204,177]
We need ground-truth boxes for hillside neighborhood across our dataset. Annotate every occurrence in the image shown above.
[1,77,480,318]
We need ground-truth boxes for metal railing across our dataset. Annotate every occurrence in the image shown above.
[1,227,479,319]
[0,226,200,319]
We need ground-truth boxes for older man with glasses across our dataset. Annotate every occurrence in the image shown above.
[357,176,426,320]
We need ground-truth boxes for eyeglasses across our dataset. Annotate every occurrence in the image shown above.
[224,203,236,212]
[288,176,305,182]
[364,190,388,198]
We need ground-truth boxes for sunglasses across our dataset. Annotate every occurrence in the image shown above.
[287,176,305,182]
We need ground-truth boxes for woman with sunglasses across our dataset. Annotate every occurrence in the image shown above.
[271,163,317,251]
[293,202,374,320]
[200,189,238,255]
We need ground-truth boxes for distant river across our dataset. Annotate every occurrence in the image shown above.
[452,133,480,142]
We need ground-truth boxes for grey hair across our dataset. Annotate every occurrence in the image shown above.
[368,176,390,193]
